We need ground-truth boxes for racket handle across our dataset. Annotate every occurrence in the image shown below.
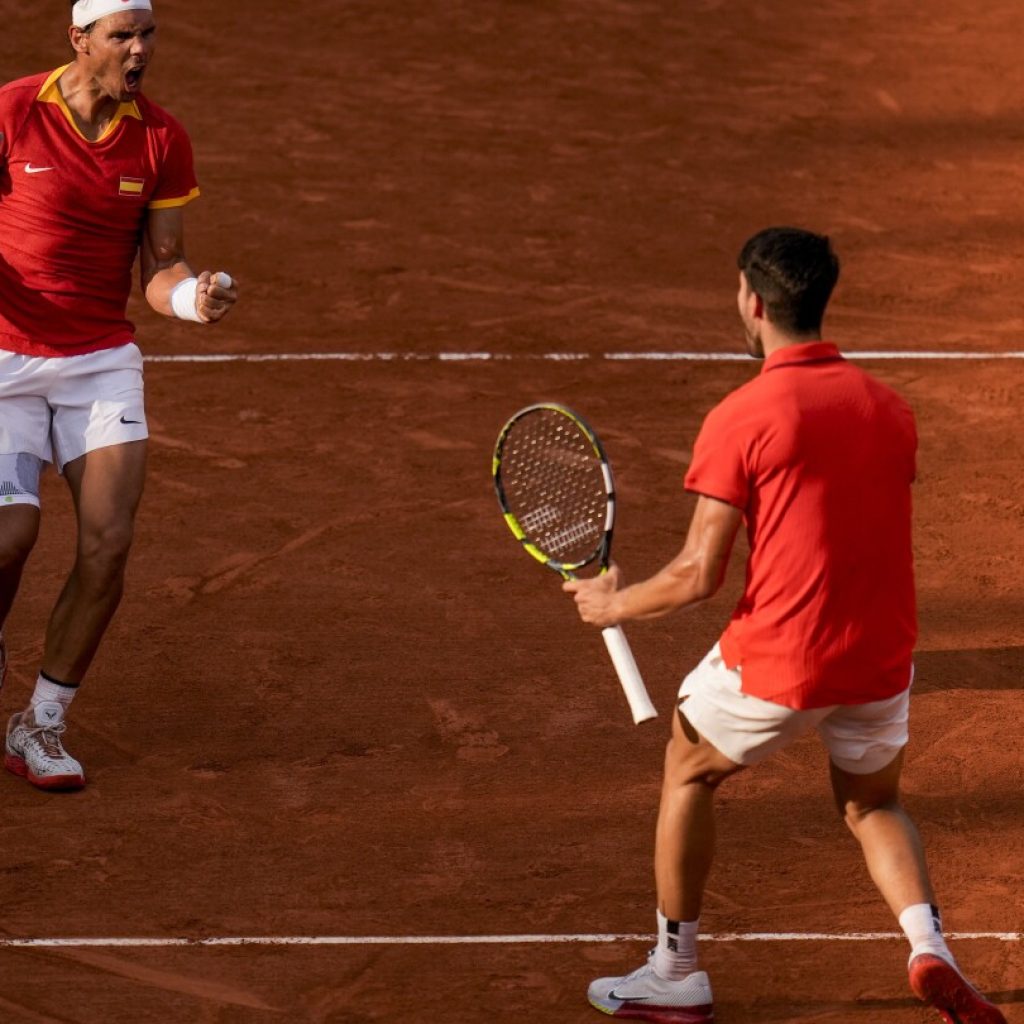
[601,625,658,725]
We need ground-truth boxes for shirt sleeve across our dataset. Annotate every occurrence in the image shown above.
[148,116,200,210]
[683,401,751,510]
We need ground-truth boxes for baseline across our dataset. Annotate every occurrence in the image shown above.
[2,931,1020,948]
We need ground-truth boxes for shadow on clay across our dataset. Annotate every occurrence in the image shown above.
[913,647,1024,693]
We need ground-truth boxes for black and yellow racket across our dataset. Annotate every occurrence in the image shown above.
[493,403,657,725]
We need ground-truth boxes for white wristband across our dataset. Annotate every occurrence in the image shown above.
[169,277,202,322]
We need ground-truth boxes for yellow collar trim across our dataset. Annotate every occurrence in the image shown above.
[37,64,142,143]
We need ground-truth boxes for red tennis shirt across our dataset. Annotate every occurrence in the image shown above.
[0,66,200,356]
[685,342,917,709]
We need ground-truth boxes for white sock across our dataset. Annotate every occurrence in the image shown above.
[30,672,79,711]
[652,909,700,980]
[898,903,955,967]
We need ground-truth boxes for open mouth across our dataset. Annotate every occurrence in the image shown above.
[123,66,146,93]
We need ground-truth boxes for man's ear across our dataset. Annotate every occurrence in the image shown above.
[69,26,90,55]
[753,294,765,320]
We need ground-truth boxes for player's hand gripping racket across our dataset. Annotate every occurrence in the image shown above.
[493,403,657,725]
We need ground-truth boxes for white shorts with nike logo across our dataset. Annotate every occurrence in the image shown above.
[0,344,148,503]
[678,644,912,775]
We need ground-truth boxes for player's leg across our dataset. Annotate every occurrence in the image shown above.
[827,698,1007,1023]
[655,704,744,923]
[6,345,149,791]
[0,501,41,690]
[587,708,734,1023]
[43,439,147,681]
[588,645,812,1023]
[0,366,52,693]
[5,441,146,791]
[830,751,933,914]
[39,342,148,684]
[0,502,41,629]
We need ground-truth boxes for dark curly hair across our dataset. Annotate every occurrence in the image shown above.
[738,227,839,335]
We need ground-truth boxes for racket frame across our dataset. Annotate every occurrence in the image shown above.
[493,402,615,579]
[493,403,657,724]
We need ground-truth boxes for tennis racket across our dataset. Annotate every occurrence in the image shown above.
[492,403,657,725]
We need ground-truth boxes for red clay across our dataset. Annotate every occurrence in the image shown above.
[0,1,1022,1022]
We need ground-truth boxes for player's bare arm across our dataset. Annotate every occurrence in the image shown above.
[563,495,742,627]
[141,205,237,323]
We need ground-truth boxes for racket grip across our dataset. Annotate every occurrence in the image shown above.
[601,625,658,725]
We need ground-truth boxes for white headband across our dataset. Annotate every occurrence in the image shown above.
[72,0,153,29]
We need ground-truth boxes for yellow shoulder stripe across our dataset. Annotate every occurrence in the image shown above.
[148,187,201,210]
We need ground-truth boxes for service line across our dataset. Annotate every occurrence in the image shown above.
[1,932,1020,948]
[142,351,1024,364]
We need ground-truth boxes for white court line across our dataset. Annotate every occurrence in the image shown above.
[1,932,1020,948]
[56,345,1023,957]
[142,351,1024,364]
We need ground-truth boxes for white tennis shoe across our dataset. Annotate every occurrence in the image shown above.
[588,958,714,1022]
[5,701,86,791]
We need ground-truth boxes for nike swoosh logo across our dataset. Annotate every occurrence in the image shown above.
[120,416,142,425]
[25,164,54,174]
[608,991,650,1002]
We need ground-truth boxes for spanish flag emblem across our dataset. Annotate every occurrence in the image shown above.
[119,176,146,197]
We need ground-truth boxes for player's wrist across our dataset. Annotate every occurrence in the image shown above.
[169,277,202,322]
[170,272,233,323]
[607,589,629,624]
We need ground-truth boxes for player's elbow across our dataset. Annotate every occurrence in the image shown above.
[142,280,165,314]
[665,556,719,606]
[691,574,719,602]
[692,549,730,602]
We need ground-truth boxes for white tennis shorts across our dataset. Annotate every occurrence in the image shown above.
[0,344,148,493]
[678,644,911,775]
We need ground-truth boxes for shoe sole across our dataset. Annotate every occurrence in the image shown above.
[909,955,1007,1024]
[4,753,86,791]
[588,997,714,1023]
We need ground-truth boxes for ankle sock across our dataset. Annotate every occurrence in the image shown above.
[899,903,956,967]
[652,909,700,980]
[31,671,79,711]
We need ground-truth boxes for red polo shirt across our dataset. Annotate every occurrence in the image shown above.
[684,342,917,709]
[0,67,199,356]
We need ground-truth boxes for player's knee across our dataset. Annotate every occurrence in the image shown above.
[841,794,901,832]
[78,521,136,578]
[664,735,735,790]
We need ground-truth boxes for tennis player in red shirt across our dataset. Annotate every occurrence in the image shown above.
[0,0,238,790]
[566,228,1005,1023]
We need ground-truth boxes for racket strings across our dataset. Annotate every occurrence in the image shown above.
[499,410,608,566]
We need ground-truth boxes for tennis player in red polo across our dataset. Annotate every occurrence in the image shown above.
[0,0,238,790]
[566,228,1005,1023]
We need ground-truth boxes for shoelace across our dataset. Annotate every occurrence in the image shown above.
[22,720,70,759]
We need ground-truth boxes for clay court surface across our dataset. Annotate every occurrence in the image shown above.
[1,1,1023,1021]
